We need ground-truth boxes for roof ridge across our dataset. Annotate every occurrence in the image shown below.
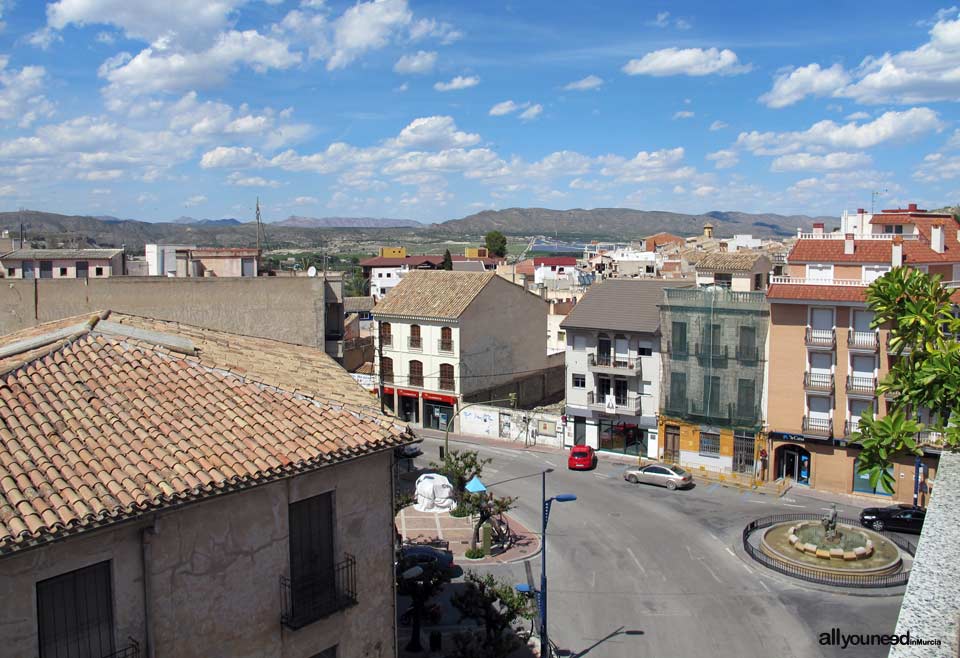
[0,311,108,365]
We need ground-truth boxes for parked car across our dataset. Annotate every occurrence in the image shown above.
[396,544,455,577]
[396,442,423,459]
[567,445,596,470]
[623,463,693,490]
[859,504,926,534]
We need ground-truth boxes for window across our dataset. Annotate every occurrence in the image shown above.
[378,273,383,278]
[439,363,455,391]
[753,272,764,291]
[806,263,833,282]
[852,457,893,496]
[572,373,586,388]
[738,326,757,361]
[636,346,652,356]
[409,324,422,349]
[557,330,566,343]
[409,360,423,387]
[702,323,721,355]
[703,375,721,415]
[39,260,53,279]
[699,431,720,458]
[380,356,393,383]
[288,492,336,626]
[883,224,903,234]
[573,334,586,351]
[439,326,454,353]
[94,266,104,276]
[37,561,115,658]
[613,378,628,405]
[58,267,67,277]
[669,372,686,411]
[671,321,687,355]
[736,379,755,419]
[714,272,732,288]
[6,267,13,277]
[379,322,392,346]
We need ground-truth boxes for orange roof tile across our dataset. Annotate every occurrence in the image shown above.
[767,283,867,302]
[0,312,412,554]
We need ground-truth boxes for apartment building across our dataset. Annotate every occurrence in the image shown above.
[765,204,947,502]
[145,243,260,277]
[372,271,556,430]
[0,248,125,278]
[361,247,502,300]
[0,311,411,658]
[561,279,691,456]
[693,251,771,291]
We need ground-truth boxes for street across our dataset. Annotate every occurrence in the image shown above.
[410,432,905,658]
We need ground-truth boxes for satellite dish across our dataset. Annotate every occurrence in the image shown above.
[307,266,318,278]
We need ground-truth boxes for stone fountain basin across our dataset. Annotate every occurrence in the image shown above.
[760,521,902,578]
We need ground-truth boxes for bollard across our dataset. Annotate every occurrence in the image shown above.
[482,523,492,555]
[429,631,442,651]
[439,446,445,460]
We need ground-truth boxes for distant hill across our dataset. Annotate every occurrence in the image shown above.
[170,216,243,226]
[436,207,835,239]
[273,215,421,228]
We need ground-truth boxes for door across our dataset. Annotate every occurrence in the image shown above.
[807,263,833,282]
[852,310,873,333]
[640,466,665,485]
[39,260,53,279]
[809,352,832,388]
[781,449,797,481]
[808,396,831,433]
[573,416,586,445]
[614,378,628,406]
[663,425,680,463]
[850,355,875,391]
[733,432,755,474]
[614,336,629,367]
[810,308,834,339]
[597,336,612,366]
[22,261,34,279]
[288,492,335,620]
[241,257,256,277]
[849,399,872,434]
[75,261,88,279]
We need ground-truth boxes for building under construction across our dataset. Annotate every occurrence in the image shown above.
[658,286,769,477]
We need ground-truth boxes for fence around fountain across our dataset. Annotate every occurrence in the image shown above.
[742,513,917,589]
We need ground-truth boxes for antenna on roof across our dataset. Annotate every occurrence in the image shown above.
[255,197,262,252]
[871,189,887,214]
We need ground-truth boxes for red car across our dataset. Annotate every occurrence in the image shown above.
[568,445,596,470]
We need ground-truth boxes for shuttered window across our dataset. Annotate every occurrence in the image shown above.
[289,492,335,622]
[37,561,115,658]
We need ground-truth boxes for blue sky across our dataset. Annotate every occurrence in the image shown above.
[1,1,959,223]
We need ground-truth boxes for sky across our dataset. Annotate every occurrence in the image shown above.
[1,1,960,224]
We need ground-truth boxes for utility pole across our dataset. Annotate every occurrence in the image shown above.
[255,197,262,252]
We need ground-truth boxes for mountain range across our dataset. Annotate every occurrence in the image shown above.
[0,207,840,251]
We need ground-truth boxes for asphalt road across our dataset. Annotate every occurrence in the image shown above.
[411,433,905,658]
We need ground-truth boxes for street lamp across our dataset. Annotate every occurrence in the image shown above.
[442,392,517,458]
[400,566,426,652]
[540,468,576,658]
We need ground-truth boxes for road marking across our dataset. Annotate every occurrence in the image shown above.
[740,562,753,574]
[702,562,723,584]
[747,499,769,504]
[594,473,611,479]
[708,532,721,542]
[626,547,647,577]
[725,547,737,558]
[757,579,771,593]
[783,503,805,508]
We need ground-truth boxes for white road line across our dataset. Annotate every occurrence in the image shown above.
[725,547,737,558]
[783,503,805,508]
[758,579,771,593]
[626,547,647,577]
[702,563,723,584]
[709,532,721,542]
[741,562,754,574]
[434,513,443,540]
[747,499,769,504]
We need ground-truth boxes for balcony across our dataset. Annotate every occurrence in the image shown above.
[587,391,643,415]
[736,344,760,363]
[103,642,141,658]
[439,378,456,392]
[847,330,879,351]
[689,400,730,421]
[846,374,877,396]
[379,334,393,347]
[917,430,945,447]
[695,342,729,363]
[669,341,689,358]
[281,554,358,630]
[408,336,422,350]
[802,415,833,437]
[770,275,869,287]
[664,396,687,416]
[438,339,455,354]
[804,327,836,349]
[844,419,862,438]
[588,352,640,374]
[885,333,912,354]
[803,371,834,392]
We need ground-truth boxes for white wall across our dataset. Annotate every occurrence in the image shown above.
[376,319,461,395]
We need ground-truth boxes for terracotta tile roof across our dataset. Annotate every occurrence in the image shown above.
[767,283,867,302]
[695,251,768,272]
[344,296,375,313]
[372,271,495,320]
[788,239,892,263]
[513,260,536,275]
[533,257,577,266]
[0,312,410,554]
[644,232,685,252]
[360,255,500,268]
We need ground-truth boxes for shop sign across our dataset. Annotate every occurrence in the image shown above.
[398,389,419,398]
[770,431,805,443]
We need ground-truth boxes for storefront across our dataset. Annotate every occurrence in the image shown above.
[775,443,811,485]
[598,420,648,455]
[398,389,420,424]
[422,392,457,431]
[379,386,396,414]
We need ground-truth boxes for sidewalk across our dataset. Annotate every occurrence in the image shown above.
[397,505,540,565]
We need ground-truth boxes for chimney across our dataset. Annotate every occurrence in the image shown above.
[892,236,903,267]
[844,234,855,255]
[908,203,918,212]
[813,222,824,235]
[932,223,945,254]
[857,208,865,214]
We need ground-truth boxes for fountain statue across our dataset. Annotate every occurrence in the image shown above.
[821,504,840,543]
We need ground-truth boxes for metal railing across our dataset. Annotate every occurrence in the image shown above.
[438,339,455,353]
[695,342,729,361]
[408,336,422,350]
[803,371,834,392]
[917,430,945,447]
[280,554,357,630]
[847,374,877,395]
[771,276,868,287]
[742,514,915,589]
[103,641,141,658]
[844,419,861,437]
[588,353,638,371]
[805,327,836,348]
[794,232,918,241]
[587,391,642,414]
[802,415,832,436]
[664,288,768,305]
[379,334,393,347]
[439,378,456,392]
[736,345,759,362]
[669,341,689,357]
[848,330,879,350]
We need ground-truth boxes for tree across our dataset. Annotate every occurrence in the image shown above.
[449,572,536,658]
[469,492,516,552]
[485,230,508,257]
[430,449,491,509]
[443,249,454,270]
[853,267,960,492]
[344,267,370,297]
[397,559,450,652]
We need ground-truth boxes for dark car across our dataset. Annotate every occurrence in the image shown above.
[396,544,455,577]
[395,442,423,459]
[567,445,597,470]
[859,504,926,534]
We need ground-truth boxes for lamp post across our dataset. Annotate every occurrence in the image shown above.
[539,468,576,658]
[442,393,517,458]
[401,566,425,652]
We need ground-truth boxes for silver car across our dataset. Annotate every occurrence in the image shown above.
[623,463,693,490]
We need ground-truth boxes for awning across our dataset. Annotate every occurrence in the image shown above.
[398,389,420,398]
[380,386,395,395]
[422,392,457,405]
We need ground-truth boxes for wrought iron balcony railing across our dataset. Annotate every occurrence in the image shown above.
[736,345,759,363]
[281,554,358,630]
[588,353,639,371]
[802,415,832,437]
[804,327,835,348]
[438,339,455,353]
[408,336,422,350]
[695,342,729,361]
[846,374,877,396]
[847,330,879,351]
[803,371,834,392]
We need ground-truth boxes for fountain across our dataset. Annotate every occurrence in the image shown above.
[757,505,904,578]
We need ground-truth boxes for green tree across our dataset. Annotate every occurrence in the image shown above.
[430,449,491,511]
[854,267,960,492]
[449,572,536,658]
[443,249,454,270]
[485,230,508,257]
[344,267,370,297]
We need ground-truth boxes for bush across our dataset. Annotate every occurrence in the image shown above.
[464,547,485,559]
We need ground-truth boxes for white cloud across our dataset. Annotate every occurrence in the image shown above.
[0,185,17,196]
[227,171,281,187]
[599,147,696,183]
[623,47,750,77]
[0,59,55,128]
[563,74,603,91]
[96,31,115,44]
[649,11,690,30]
[327,0,412,70]
[759,63,850,108]
[28,27,62,50]
[706,149,738,169]
[770,151,872,172]
[709,120,728,131]
[225,114,274,134]
[389,116,480,150]
[293,195,318,204]
[434,75,479,91]
[519,104,543,121]
[845,111,871,120]
[78,169,123,181]
[184,194,207,206]
[693,185,718,197]
[736,108,943,155]
[200,145,266,169]
[101,30,302,98]
[489,100,519,116]
[409,17,462,44]
[394,50,437,74]
[673,110,695,119]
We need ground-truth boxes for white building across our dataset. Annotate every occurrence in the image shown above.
[693,252,772,291]
[532,257,579,286]
[560,279,692,456]
[145,244,194,276]
[372,271,557,431]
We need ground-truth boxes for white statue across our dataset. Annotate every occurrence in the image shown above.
[414,473,457,513]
